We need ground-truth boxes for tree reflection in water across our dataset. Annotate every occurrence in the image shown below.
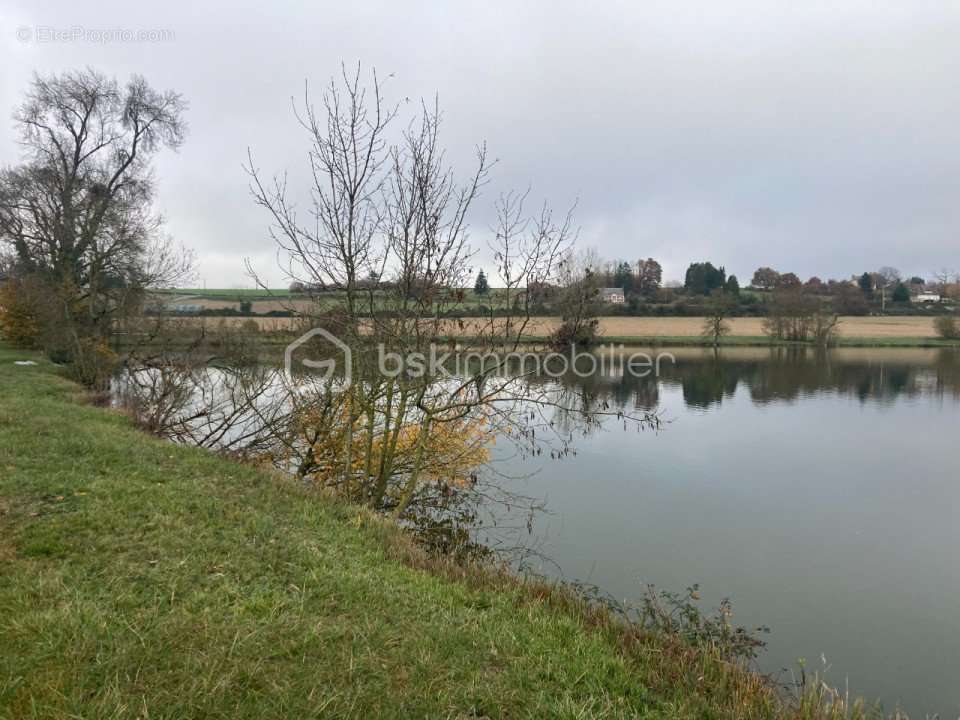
[534,347,960,413]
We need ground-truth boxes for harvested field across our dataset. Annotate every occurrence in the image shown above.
[186,315,942,340]
[589,316,939,339]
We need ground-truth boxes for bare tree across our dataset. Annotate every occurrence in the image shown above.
[0,69,190,385]
[549,247,601,350]
[932,268,960,298]
[934,314,959,340]
[242,66,656,529]
[702,293,733,347]
[764,291,839,346]
[876,266,902,288]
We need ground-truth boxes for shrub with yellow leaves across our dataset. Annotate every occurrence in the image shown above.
[276,392,493,514]
[0,277,41,348]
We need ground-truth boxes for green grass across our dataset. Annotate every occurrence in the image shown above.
[0,341,803,719]
[161,287,520,308]
[3,341,898,719]
[155,288,297,300]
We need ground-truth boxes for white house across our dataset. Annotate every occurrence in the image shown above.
[912,293,941,303]
[600,287,626,304]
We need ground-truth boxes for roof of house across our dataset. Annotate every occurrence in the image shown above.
[600,287,625,297]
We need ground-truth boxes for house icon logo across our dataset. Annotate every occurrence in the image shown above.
[284,328,352,385]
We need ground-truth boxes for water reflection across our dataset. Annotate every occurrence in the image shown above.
[538,347,960,412]
[112,345,960,715]
[504,345,960,718]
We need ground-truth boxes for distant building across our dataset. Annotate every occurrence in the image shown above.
[600,287,626,304]
[912,293,941,303]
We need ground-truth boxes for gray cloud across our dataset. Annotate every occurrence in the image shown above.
[2,0,959,286]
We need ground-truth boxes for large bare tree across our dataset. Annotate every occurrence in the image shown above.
[0,69,190,384]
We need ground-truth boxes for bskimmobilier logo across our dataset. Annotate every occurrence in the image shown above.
[284,328,352,385]
[285,327,677,385]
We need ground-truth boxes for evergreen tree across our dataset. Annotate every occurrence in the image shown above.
[859,272,874,295]
[725,274,740,295]
[473,270,489,295]
[613,261,634,293]
[684,262,726,296]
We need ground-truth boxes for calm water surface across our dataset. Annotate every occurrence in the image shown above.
[125,345,959,715]
[499,347,960,718]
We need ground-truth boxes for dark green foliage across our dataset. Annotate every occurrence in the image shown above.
[892,283,910,303]
[473,270,489,295]
[636,258,663,294]
[614,261,634,293]
[725,275,741,295]
[684,262,727,296]
[859,272,874,295]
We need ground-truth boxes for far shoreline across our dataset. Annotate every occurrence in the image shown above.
[164,315,960,349]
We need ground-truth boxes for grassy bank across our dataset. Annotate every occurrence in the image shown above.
[1,342,880,719]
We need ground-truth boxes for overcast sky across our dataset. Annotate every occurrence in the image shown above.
[2,0,959,287]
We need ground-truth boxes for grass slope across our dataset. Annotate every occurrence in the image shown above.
[0,343,798,719]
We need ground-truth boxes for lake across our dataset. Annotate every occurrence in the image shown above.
[496,346,960,718]
[118,344,960,716]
